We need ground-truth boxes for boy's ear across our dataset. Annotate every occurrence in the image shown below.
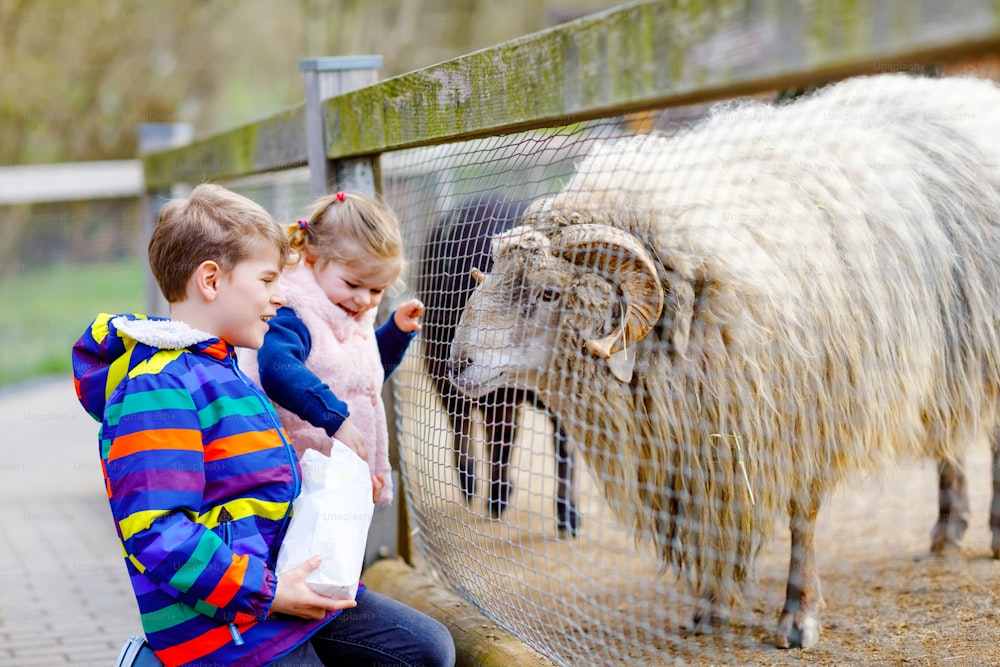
[192,260,223,301]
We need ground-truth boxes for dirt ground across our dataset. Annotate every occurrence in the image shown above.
[730,446,1000,667]
[700,459,1000,667]
[397,379,1000,667]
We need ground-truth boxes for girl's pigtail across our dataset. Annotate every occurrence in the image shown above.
[285,219,310,266]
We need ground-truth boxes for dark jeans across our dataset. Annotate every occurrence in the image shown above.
[269,588,456,667]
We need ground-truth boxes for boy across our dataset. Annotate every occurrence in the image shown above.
[73,184,454,666]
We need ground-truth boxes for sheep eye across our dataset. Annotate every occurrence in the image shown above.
[519,286,558,319]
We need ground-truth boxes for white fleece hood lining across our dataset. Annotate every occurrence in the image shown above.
[112,316,216,350]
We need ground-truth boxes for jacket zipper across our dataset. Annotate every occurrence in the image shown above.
[220,519,245,646]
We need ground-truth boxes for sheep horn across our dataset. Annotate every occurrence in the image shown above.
[550,224,664,359]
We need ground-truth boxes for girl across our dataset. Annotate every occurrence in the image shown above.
[244,191,424,508]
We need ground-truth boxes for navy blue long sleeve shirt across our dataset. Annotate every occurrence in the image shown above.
[256,306,416,438]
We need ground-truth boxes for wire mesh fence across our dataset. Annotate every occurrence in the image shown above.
[220,167,314,229]
[0,195,145,386]
[0,197,143,281]
[383,119,680,664]
[377,73,1000,665]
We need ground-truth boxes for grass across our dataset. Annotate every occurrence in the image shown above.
[0,258,146,388]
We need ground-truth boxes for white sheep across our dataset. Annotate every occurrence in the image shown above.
[447,73,1000,650]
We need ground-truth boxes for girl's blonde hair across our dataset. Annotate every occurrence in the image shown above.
[286,192,404,278]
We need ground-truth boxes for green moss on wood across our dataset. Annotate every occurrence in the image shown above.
[321,0,1000,161]
[143,105,306,189]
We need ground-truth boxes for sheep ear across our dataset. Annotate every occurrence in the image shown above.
[606,343,635,383]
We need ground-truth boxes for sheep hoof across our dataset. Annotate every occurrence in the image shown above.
[690,598,729,635]
[930,519,967,556]
[992,532,1000,560]
[929,536,963,559]
[775,610,819,649]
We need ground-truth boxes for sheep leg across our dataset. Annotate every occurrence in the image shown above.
[992,431,1000,558]
[484,397,519,519]
[552,421,579,537]
[691,592,730,633]
[775,495,824,649]
[445,393,477,503]
[931,456,969,555]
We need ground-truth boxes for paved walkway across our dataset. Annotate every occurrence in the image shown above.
[0,376,140,666]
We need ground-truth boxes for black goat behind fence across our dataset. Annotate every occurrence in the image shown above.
[417,193,579,537]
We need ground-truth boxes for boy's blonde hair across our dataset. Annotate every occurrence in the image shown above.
[149,183,290,303]
[287,191,403,279]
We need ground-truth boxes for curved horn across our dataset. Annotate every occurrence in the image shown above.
[551,224,664,359]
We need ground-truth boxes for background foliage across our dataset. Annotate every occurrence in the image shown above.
[0,0,619,165]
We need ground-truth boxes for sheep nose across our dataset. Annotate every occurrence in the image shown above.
[447,356,471,379]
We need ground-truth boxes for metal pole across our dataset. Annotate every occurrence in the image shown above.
[137,123,193,317]
[299,55,383,199]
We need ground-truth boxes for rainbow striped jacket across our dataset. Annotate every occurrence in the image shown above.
[73,314,344,666]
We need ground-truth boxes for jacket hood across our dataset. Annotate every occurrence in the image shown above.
[72,313,221,421]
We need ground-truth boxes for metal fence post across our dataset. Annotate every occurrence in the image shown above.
[300,55,407,568]
[137,123,193,317]
[299,55,383,199]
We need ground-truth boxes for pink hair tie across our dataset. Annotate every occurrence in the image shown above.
[335,192,346,202]
[297,219,309,231]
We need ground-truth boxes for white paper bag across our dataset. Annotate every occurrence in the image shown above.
[275,441,375,599]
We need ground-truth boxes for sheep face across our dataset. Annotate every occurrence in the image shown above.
[448,232,577,399]
[449,222,664,402]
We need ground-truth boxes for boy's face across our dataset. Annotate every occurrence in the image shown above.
[214,244,285,349]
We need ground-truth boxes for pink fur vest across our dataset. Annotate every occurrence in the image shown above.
[243,263,393,505]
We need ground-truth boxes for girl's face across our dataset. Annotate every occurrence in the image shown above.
[306,241,400,319]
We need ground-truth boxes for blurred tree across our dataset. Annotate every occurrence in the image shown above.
[0,0,618,165]
[0,0,241,164]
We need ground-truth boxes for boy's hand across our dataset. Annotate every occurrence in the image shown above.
[334,420,367,462]
[371,474,385,504]
[271,556,357,620]
[393,299,424,333]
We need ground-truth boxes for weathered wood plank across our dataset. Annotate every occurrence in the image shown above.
[363,558,557,667]
[324,0,1000,158]
[142,105,307,189]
